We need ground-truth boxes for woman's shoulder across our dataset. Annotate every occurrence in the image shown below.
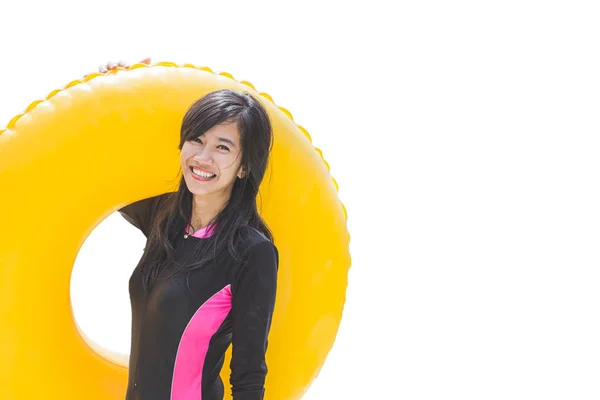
[118,192,173,237]
[236,226,275,249]
[119,192,172,216]
[233,226,278,265]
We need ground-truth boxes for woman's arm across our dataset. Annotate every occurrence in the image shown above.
[230,240,279,400]
[118,194,166,237]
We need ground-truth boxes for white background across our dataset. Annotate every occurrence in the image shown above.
[1,1,600,399]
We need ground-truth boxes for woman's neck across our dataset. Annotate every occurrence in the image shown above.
[190,190,229,229]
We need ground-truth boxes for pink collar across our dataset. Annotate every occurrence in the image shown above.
[185,224,215,238]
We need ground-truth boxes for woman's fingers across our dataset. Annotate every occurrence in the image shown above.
[85,57,152,78]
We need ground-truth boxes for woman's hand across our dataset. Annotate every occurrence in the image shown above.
[84,57,151,77]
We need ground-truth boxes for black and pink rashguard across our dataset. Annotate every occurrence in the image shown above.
[118,194,278,400]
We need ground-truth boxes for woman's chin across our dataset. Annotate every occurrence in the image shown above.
[188,186,214,197]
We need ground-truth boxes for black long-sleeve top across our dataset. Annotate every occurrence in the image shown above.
[118,194,278,400]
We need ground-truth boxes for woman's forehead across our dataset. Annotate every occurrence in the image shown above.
[203,122,240,140]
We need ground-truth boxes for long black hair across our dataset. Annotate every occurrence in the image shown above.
[138,89,274,290]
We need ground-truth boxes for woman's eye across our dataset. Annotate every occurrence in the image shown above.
[192,137,203,144]
[217,145,230,151]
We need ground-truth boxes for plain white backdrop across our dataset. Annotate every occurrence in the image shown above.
[1,1,600,399]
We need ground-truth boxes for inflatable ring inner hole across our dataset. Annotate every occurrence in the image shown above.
[70,210,147,367]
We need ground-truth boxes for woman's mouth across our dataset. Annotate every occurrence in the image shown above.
[190,167,216,181]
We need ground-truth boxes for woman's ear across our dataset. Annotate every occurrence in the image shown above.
[237,168,245,179]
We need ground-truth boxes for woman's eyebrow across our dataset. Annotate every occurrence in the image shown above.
[218,137,236,147]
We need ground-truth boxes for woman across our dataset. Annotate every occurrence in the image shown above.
[107,60,278,400]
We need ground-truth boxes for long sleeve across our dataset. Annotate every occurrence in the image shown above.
[230,240,279,400]
[118,194,166,237]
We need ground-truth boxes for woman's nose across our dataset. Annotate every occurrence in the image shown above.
[193,149,214,164]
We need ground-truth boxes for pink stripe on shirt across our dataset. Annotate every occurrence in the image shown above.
[170,284,232,400]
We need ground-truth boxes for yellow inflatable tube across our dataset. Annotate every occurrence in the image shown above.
[0,61,350,399]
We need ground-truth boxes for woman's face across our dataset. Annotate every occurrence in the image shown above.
[180,122,244,198]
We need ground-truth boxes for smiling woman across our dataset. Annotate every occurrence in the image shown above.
[0,61,350,400]
[119,88,279,400]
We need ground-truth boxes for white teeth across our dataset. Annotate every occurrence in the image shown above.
[192,168,216,178]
